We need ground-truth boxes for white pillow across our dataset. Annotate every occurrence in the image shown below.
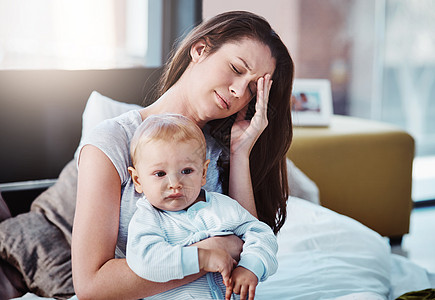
[287,159,319,204]
[256,197,391,300]
[81,91,143,138]
[74,91,143,158]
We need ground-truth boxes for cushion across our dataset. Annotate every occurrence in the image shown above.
[30,160,78,245]
[0,212,74,298]
[0,160,77,298]
[82,91,142,135]
[0,191,12,222]
[286,158,319,204]
[0,259,23,299]
[0,193,25,299]
[74,91,143,158]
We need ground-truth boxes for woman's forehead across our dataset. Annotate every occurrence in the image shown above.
[219,38,276,75]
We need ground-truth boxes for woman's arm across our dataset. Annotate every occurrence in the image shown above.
[72,145,205,300]
[229,152,256,217]
[228,75,273,217]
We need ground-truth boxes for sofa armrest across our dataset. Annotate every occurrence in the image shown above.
[0,180,56,217]
[0,179,56,193]
[287,115,414,239]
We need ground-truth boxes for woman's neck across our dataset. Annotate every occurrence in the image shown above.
[140,81,207,128]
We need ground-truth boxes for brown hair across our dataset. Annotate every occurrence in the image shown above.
[156,11,294,234]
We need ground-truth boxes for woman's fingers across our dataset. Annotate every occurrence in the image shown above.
[253,74,272,130]
[229,74,273,155]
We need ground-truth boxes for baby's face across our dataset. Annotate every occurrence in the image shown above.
[133,139,208,211]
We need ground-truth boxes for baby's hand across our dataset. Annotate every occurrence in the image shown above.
[198,248,236,286]
[225,266,258,300]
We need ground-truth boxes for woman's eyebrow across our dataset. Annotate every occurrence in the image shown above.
[237,57,252,71]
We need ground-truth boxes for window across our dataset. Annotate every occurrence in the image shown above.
[382,0,435,157]
[0,0,163,69]
[382,0,435,202]
[291,0,435,202]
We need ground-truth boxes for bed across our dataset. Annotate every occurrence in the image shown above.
[1,91,434,299]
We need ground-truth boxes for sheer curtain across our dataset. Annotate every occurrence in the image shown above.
[381,0,435,201]
[381,0,435,157]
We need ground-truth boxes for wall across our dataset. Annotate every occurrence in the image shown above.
[0,68,161,183]
[202,0,300,66]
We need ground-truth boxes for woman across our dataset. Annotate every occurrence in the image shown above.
[72,10,294,299]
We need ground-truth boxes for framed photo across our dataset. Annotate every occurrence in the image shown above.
[291,79,333,127]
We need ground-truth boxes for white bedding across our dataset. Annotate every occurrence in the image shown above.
[13,197,432,300]
[256,197,432,300]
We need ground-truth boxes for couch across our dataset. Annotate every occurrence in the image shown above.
[287,116,415,243]
[0,68,417,298]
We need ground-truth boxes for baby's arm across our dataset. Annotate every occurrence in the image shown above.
[232,207,278,282]
[127,199,239,283]
[126,200,199,282]
[226,198,279,299]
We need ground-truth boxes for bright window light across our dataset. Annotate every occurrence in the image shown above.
[0,0,161,69]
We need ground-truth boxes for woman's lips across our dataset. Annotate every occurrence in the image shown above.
[215,91,230,110]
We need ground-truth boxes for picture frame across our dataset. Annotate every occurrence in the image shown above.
[291,79,333,127]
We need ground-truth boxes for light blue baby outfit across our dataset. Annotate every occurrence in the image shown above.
[127,191,278,299]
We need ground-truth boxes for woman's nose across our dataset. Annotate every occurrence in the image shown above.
[230,78,249,98]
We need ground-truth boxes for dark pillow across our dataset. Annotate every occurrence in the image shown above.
[0,160,77,298]
[31,159,77,244]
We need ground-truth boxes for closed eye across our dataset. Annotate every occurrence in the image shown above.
[231,64,256,97]
[231,64,242,74]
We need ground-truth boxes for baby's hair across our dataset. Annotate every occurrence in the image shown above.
[130,114,207,166]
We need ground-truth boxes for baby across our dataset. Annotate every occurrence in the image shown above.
[126,113,278,300]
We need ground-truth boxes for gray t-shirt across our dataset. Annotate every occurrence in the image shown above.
[78,110,224,257]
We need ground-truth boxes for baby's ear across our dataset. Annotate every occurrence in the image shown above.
[128,166,143,194]
[201,159,210,186]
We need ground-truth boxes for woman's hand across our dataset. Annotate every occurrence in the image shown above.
[193,235,243,261]
[230,74,273,157]
[198,248,237,287]
[228,74,272,216]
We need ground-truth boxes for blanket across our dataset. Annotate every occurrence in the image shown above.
[0,160,77,299]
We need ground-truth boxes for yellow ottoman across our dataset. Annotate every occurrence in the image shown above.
[287,115,415,241]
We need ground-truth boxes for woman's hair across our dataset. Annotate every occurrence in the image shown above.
[130,114,207,166]
[155,11,294,234]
